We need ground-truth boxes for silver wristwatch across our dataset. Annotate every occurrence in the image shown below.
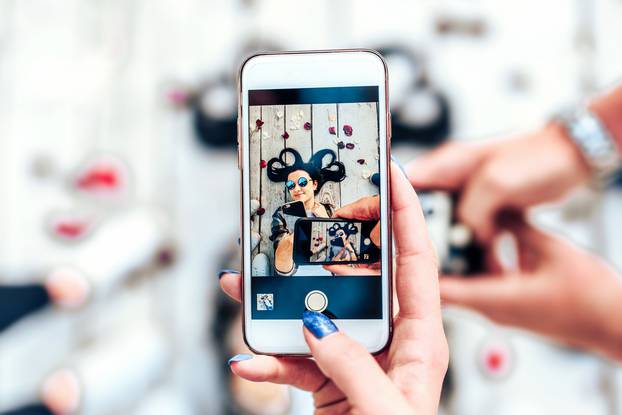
[556,108,621,185]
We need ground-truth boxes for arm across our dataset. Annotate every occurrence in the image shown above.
[590,84,622,153]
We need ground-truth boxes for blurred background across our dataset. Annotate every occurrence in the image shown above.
[1,0,621,414]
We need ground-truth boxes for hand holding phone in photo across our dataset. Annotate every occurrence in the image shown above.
[322,195,382,275]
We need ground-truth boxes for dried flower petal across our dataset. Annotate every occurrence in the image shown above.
[346,143,355,149]
[328,126,336,135]
[256,119,264,128]
[304,122,312,130]
[343,124,353,136]
[337,141,345,149]
[357,159,365,165]
[256,207,266,216]
[260,160,267,168]
[282,131,289,139]
[328,114,336,121]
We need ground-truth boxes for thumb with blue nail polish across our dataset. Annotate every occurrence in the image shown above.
[301,309,411,414]
[303,310,338,339]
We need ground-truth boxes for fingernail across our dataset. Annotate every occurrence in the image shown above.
[303,310,338,339]
[218,269,240,279]
[390,156,407,176]
[370,172,380,186]
[228,354,253,365]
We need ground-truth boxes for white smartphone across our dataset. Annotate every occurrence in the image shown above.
[238,50,392,355]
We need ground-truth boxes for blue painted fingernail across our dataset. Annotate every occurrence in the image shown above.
[303,310,338,339]
[218,269,240,279]
[228,354,252,365]
[370,172,380,186]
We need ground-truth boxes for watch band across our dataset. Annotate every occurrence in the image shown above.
[556,108,621,185]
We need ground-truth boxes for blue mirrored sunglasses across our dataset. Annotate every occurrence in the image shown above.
[286,176,309,191]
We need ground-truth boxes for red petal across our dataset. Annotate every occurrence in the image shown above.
[256,207,266,215]
[357,159,365,164]
[282,131,289,139]
[256,119,264,128]
[328,126,336,135]
[304,122,312,130]
[343,124,353,136]
[346,143,355,149]
[260,160,267,168]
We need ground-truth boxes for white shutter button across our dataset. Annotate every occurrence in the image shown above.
[305,290,328,312]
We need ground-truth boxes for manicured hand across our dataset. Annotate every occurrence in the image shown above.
[406,124,591,242]
[219,164,448,414]
[440,212,622,361]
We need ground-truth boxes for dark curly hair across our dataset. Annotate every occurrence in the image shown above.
[328,222,359,237]
[266,148,346,194]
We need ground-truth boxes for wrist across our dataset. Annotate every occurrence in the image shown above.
[600,281,622,361]
[540,122,592,184]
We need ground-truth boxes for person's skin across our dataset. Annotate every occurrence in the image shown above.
[406,123,592,242]
[406,100,622,360]
[324,196,381,275]
[220,164,449,414]
[274,170,328,274]
[443,212,622,361]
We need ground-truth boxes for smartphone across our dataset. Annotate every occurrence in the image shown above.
[239,50,391,355]
[293,218,380,265]
[281,200,307,233]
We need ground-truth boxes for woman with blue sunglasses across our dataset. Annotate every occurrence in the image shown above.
[266,148,346,275]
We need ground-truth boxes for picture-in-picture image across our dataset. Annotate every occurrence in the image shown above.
[247,86,385,319]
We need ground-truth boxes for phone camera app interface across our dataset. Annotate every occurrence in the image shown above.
[248,86,383,320]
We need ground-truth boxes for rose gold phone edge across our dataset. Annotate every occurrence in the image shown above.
[237,49,393,356]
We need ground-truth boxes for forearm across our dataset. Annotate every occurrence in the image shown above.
[589,84,622,154]
[592,276,622,361]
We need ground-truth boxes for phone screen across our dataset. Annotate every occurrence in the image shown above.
[294,219,380,265]
[247,86,384,320]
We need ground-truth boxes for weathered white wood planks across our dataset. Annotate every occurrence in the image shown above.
[250,102,379,271]
[249,106,262,257]
[311,103,341,209]
[337,102,379,207]
[258,105,286,270]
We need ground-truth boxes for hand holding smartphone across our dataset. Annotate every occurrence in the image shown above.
[239,50,391,354]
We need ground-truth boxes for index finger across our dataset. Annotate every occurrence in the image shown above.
[333,196,380,220]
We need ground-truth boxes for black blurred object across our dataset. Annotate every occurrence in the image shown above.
[0,284,50,332]
[443,194,485,275]
[193,40,284,150]
[1,404,54,415]
[193,78,238,150]
[376,46,451,147]
[611,170,622,188]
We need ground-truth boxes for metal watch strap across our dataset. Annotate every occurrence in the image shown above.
[557,108,621,184]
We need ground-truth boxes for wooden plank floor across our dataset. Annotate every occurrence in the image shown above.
[250,103,379,273]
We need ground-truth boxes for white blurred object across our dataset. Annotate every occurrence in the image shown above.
[133,386,194,415]
[67,208,170,298]
[42,319,170,415]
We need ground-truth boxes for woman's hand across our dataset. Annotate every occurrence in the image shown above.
[406,124,592,242]
[323,195,381,274]
[440,213,622,361]
[274,233,294,274]
[219,164,448,414]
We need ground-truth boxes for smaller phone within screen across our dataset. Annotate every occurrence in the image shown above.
[294,218,380,265]
[280,201,307,234]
